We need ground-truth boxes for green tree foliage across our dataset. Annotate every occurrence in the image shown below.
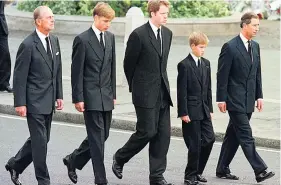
[17,0,230,18]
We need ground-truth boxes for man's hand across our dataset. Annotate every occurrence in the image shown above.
[114,99,116,105]
[75,102,85,112]
[56,99,63,110]
[15,106,27,117]
[181,115,191,123]
[210,113,214,120]
[218,102,227,113]
[256,99,263,112]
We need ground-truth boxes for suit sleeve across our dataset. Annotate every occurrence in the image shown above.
[112,34,116,99]
[207,62,213,113]
[56,37,63,100]
[123,31,141,92]
[13,42,31,107]
[255,44,263,99]
[71,36,85,103]
[216,43,233,102]
[177,62,188,117]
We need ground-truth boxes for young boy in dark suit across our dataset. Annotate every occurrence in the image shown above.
[177,32,215,185]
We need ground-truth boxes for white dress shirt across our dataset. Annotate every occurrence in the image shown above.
[149,20,162,53]
[36,29,52,55]
[190,52,201,66]
[239,32,250,51]
[92,24,105,47]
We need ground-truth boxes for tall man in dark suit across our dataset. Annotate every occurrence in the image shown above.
[216,12,275,183]
[5,6,63,185]
[0,0,13,92]
[112,1,173,185]
[177,32,215,185]
[64,2,116,185]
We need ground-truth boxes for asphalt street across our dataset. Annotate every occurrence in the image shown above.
[0,114,279,185]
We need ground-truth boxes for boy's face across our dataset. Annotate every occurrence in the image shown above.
[94,15,112,32]
[191,44,206,57]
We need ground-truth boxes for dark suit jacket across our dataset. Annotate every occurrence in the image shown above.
[124,22,173,108]
[177,54,213,120]
[71,28,116,111]
[0,1,8,36]
[13,31,63,114]
[216,35,262,113]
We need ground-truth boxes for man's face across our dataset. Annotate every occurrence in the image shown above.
[151,5,169,27]
[37,8,54,32]
[94,15,112,32]
[191,44,207,57]
[245,18,260,38]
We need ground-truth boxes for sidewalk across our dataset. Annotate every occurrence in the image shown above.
[0,78,279,148]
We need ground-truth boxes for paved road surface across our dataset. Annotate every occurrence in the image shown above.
[0,114,279,185]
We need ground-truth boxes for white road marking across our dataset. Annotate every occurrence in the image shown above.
[0,114,280,153]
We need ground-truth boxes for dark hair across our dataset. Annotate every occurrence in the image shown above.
[240,12,259,28]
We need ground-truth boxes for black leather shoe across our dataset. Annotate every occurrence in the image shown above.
[112,154,123,179]
[150,179,174,185]
[0,85,13,93]
[63,157,78,184]
[256,170,275,183]
[197,174,207,183]
[216,172,239,180]
[184,179,198,185]
[5,164,22,185]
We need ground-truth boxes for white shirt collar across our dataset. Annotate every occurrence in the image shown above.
[240,33,250,44]
[36,29,50,51]
[149,20,161,38]
[190,52,200,63]
[92,24,104,41]
[36,28,49,38]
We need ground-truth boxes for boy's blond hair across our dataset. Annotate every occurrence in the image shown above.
[92,2,115,20]
[189,32,209,46]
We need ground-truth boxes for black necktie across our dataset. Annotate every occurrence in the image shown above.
[247,40,253,62]
[197,58,201,68]
[100,32,105,50]
[157,28,161,54]
[45,37,53,60]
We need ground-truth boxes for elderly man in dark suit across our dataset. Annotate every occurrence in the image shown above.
[62,2,116,185]
[5,6,63,185]
[112,1,173,185]
[216,12,275,183]
[0,0,13,92]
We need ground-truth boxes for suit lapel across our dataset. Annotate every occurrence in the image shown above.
[249,41,258,75]
[101,32,112,71]
[161,28,169,62]
[201,59,207,85]
[188,54,202,86]
[236,36,252,68]
[146,22,161,57]
[33,31,53,72]
[88,28,104,61]
[50,35,57,74]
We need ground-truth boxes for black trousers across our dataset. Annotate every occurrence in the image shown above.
[0,35,11,87]
[8,113,53,185]
[182,117,215,180]
[115,95,171,183]
[79,110,112,184]
[216,111,267,175]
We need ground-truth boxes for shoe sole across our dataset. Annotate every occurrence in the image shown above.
[63,158,78,184]
[112,164,123,179]
[5,164,22,185]
[257,173,275,183]
[216,174,239,180]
